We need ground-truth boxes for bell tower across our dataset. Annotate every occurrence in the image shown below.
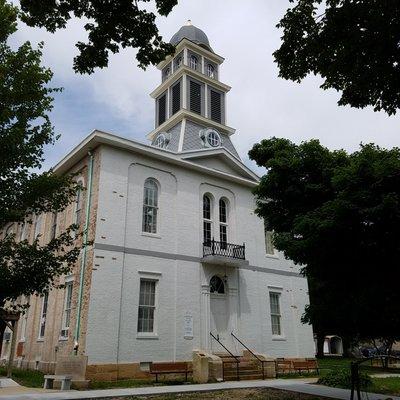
[147,21,240,159]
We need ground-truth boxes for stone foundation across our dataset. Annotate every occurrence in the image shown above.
[86,363,152,381]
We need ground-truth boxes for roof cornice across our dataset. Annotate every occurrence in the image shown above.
[53,130,257,187]
[146,109,236,140]
[157,38,224,70]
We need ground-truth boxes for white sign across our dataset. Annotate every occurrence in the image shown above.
[183,314,193,339]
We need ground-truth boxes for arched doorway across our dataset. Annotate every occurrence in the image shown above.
[209,276,230,352]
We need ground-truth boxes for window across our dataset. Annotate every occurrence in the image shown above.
[210,276,225,294]
[269,292,282,336]
[264,220,275,255]
[19,221,27,241]
[158,94,167,126]
[20,296,30,342]
[207,64,215,78]
[203,194,212,245]
[61,281,73,338]
[154,133,169,149]
[176,56,182,68]
[137,279,156,333]
[142,179,158,234]
[190,55,198,70]
[50,212,57,240]
[219,198,228,246]
[210,89,222,123]
[206,130,221,147]
[34,215,42,238]
[38,292,49,339]
[171,81,181,115]
[74,186,83,227]
[189,80,202,114]
[164,67,170,78]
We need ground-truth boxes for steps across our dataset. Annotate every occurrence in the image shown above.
[214,352,264,381]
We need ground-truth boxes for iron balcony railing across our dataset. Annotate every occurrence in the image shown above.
[203,239,245,260]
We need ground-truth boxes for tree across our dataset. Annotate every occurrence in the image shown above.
[1,0,80,327]
[18,0,178,74]
[274,1,400,115]
[249,138,400,356]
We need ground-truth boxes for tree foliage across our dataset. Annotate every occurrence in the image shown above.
[0,0,80,312]
[274,1,400,115]
[249,137,400,348]
[19,0,178,74]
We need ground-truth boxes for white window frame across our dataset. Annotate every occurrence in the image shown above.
[74,179,85,228]
[219,198,228,246]
[142,178,159,234]
[207,64,215,78]
[269,291,283,337]
[60,277,73,340]
[50,212,58,241]
[264,220,276,257]
[34,214,42,239]
[137,277,159,337]
[38,292,49,340]
[203,194,213,245]
[190,55,198,70]
[20,296,30,342]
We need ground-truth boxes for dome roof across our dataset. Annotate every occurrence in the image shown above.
[170,21,212,52]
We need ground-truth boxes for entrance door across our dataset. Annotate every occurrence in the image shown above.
[209,276,232,352]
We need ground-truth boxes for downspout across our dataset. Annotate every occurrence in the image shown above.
[74,151,94,352]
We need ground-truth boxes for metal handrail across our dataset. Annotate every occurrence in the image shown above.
[203,239,246,260]
[231,331,267,379]
[210,332,240,381]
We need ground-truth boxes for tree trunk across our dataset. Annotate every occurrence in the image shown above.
[0,319,6,359]
[316,332,325,358]
[7,319,18,378]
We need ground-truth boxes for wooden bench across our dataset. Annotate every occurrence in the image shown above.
[293,359,319,374]
[150,362,192,382]
[43,375,72,390]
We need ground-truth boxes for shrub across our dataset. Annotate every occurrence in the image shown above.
[318,368,372,389]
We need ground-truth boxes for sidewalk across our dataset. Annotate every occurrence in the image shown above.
[0,378,398,400]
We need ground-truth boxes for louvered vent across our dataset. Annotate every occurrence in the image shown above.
[190,81,202,115]
[210,90,222,123]
[158,94,166,126]
[172,82,181,115]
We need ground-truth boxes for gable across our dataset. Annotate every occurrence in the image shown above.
[183,153,258,181]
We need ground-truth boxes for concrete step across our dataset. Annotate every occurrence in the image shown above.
[224,365,260,372]
[224,373,263,381]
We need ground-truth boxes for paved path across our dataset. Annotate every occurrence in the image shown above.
[0,378,399,400]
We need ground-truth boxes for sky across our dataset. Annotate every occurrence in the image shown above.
[12,0,400,173]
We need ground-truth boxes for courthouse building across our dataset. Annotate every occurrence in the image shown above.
[1,22,314,380]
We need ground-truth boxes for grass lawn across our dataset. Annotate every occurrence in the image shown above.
[109,388,330,400]
[370,377,400,397]
[0,366,44,388]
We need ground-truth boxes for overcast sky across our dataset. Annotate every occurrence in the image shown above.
[12,0,400,173]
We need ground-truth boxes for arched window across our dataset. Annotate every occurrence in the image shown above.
[190,55,198,70]
[74,183,84,227]
[210,275,225,294]
[34,214,42,238]
[219,198,228,247]
[142,179,159,233]
[203,194,212,245]
[176,57,182,68]
[207,64,215,78]
[165,67,170,78]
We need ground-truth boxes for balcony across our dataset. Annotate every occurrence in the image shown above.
[201,239,248,267]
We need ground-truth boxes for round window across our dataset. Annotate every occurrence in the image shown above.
[206,130,221,147]
[154,133,167,148]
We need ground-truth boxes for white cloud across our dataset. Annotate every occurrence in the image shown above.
[11,0,400,170]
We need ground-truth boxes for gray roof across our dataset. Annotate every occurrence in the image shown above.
[170,23,212,52]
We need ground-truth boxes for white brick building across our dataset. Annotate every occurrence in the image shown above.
[1,22,315,380]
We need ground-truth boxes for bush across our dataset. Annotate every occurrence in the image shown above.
[318,368,372,389]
